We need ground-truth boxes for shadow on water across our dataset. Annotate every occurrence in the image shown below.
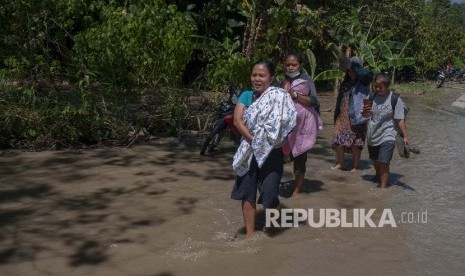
[361,173,415,191]
[0,181,179,267]
[279,179,325,198]
[0,143,221,268]
[153,272,174,276]
[390,173,416,191]
[0,184,52,203]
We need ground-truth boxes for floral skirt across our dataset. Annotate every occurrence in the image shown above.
[332,123,367,153]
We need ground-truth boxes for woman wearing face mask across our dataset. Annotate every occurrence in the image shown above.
[231,60,297,238]
[281,52,322,194]
[332,55,372,172]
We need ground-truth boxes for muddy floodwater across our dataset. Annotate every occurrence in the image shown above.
[0,92,464,276]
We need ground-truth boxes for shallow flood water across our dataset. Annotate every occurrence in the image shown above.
[0,97,463,276]
[158,100,465,276]
[386,103,465,275]
[153,100,465,276]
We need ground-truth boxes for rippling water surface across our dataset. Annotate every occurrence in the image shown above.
[387,104,465,275]
[160,102,465,276]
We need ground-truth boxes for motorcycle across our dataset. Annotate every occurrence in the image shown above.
[200,86,241,155]
[454,69,465,83]
[436,70,446,88]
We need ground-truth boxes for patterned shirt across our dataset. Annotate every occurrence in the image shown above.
[232,86,297,176]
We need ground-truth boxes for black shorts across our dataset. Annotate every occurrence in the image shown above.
[368,141,395,164]
[230,148,283,208]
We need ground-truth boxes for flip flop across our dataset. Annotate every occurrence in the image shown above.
[396,134,410,159]
[396,135,421,158]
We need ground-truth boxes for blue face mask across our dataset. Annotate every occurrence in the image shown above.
[285,71,300,78]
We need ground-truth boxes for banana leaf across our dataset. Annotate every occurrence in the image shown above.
[375,40,393,59]
[399,39,412,56]
[305,49,316,79]
[370,30,395,46]
[378,58,415,70]
[314,70,345,81]
[326,42,340,59]
[360,42,375,68]
[384,41,406,51]
[350,9,362,36]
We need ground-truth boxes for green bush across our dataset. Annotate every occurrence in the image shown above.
[73,0,197,88]
[0,83,131,149]
[204,55,252,91]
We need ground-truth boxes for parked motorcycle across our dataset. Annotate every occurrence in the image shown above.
[200,86,241,155]
[454,69,465,83]
[436,70,446,88]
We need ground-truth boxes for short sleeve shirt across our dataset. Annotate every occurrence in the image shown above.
[237,90,254,107]
[367,92,405,146]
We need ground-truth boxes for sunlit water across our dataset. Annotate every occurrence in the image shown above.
[157,101,465,275]
[387,103,465,275]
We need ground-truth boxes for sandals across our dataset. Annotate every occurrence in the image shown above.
[396,134,420,159]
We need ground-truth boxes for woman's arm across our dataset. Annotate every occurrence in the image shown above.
[233,103,253,143]
[298,75,320,108]
[293,93,312,106]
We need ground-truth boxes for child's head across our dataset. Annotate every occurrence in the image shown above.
[374,72,391,95]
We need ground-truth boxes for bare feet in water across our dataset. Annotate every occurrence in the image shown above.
[293,188,302,196]
[331,163,345,170]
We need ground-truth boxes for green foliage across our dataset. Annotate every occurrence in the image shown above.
[314,70,344,82]
[1,0,465,149]
[73,1,197,88]
[0,84,129,149]
[305,49,317,79]
[149,88,190,136]
[339,8,414,76]
[204,53,251,91]
[414,1,465,76]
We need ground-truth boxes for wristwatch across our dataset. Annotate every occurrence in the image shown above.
[292,92,298,99]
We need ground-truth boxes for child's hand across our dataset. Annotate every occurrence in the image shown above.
[361,105,372,117]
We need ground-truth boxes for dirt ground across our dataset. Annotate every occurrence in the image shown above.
[0,84,463,275]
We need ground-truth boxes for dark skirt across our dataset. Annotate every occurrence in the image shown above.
[230,148,283,208]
